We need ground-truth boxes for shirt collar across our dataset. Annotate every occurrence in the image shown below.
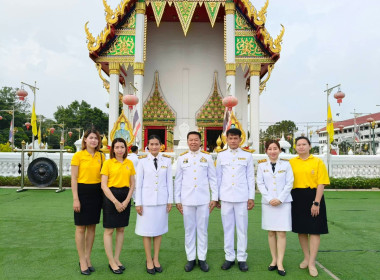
[148,153,160,160]
[229,147,239,153]
[190,148,200,155]
[296,154,314,160]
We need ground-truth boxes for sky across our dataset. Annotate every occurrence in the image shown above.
[0,0,379,136]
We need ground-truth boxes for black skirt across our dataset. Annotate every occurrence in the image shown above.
[291,188,328,234]
[74,183,102,226]
[103,187,131,228]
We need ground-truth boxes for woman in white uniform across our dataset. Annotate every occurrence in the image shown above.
[257,140,294,276]
[135,135,173,275]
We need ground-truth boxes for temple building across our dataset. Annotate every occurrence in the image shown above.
[85,0,284,153]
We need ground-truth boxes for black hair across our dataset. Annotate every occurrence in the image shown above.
[226,128,241,137]
[148,134,162,144]
[187,131,201,140]
[131,145,138,153]
[295,136,311,145]
[110,138,128,159]
[265,139,281,151]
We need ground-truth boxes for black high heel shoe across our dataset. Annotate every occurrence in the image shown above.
[146,261,156,275]
[109,264,123,274]
[79,262,91,275]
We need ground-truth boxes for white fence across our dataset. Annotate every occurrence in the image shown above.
[0,152,379,178]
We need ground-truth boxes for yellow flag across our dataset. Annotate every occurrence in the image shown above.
[327,103,334,143]
[31,102,37,136]
[38,125,41,144]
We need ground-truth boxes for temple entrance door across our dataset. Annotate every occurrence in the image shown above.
[204,127,223,152]
[144,126,167,150]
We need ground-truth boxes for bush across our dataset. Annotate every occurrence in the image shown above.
[0,176,71,187]
[327,177,380,189]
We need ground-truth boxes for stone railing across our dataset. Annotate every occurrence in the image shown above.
[1,152,379,179]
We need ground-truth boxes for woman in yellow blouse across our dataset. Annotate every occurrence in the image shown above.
[289,136,330,277]
[101,138,136,275]
[71,128,104,275]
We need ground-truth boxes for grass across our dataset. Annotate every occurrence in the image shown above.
[0,189,379,280]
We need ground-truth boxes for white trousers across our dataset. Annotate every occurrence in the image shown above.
[183,204,209,261]
[221,201,248,262]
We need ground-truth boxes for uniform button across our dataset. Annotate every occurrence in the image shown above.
[232,167,235,170]
[232,183,235,186]
[194,162,196,165]
[273,176,275,179]
[273,182,276,185]
[273,188,277,191]
[194,170,196,172]
[194,185,197,188]
[155,182,158,184]
[232,175,235,177]
[233,159,235,162]
[155,189,158,191]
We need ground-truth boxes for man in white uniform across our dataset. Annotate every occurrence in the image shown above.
[127,145,139,169]
[175,131,218,272]
[216,128,255,272]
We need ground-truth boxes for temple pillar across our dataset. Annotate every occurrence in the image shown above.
[225,2,235,97]
[249,63,261,154]
[134,1,146,150]
[109,62,120,144]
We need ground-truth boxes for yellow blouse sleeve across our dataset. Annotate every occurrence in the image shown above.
[317,159,330,185]
[71,152,80,166]
[100,160,110,176]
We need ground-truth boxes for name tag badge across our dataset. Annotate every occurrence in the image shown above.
[161,166,167,169]
[200,157,207,163]
[238,157,246,161]
[264,169,269,172]
[278,170,285,173]
[183,158,188,164]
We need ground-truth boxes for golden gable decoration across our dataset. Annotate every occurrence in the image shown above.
[143,71,176,126]
[196,71,225,127]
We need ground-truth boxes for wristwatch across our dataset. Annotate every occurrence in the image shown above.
[312,201,320,206]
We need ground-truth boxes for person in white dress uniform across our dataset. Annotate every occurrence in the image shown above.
[257,140,294,277]
[216,128,255,272]
[127,145,139,169]
[174,131,218,272]
[135,135,173,275]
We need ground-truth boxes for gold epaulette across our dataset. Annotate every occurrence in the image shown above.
[280,158,289,161]
[217,149,227,153]
[201,150,210,155]
[138,155,147,159]
[257,159,267,164]
[162,154,172,159]
[242,147,255,153]
[180,151,189,156]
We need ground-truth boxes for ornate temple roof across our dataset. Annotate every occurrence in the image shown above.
[85,0,284,77]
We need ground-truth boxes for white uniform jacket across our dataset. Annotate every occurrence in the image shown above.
[135,153,173,206]
[174,150,218,206]
[216,148,255,202]
[127,153,139,170]
[256,159,294,204]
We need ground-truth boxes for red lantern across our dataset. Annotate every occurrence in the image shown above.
[0,116,2,120]
[222,95,238,111]
[68,131,73,137]
[334,91,345,106]
[122,95,139,111]
[16,89,28,101]
[367,117,374,123]
[50,127,55,134]
[338,124,344,132]
[25,122,31,130]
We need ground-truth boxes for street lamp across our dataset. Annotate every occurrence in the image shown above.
[366,117,377,155]
[323,84,345,173]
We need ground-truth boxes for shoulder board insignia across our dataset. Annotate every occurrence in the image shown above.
[201,150,210,155]
[138,155,147,159]
[257,159,267,164]
[242,147,255,153]
[280,158,289,161]
[217,149,227,153]
[162,154,172,158]
[180,151,189,156]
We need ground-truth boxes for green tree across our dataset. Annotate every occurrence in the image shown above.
[262,120,298,153]
[0,87,31,147]
[53,100,108,149]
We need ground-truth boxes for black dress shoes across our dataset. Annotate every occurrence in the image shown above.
[146,262,156,275]
[109,264,123,274]
[268,265,278,271]
[185,260,196,272]
[198,260,209,272]
[118,265,125,271]
[278,269,286,276]
[154,265,163,273]
[79,262,91,275]
[88,266,95,272]
[221,260,235,270]
[238,261,248,272]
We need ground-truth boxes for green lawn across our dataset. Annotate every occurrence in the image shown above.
[0,189,379,280]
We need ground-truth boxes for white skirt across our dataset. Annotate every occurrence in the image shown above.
[135,205,168,237]
[262,202,292,231]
